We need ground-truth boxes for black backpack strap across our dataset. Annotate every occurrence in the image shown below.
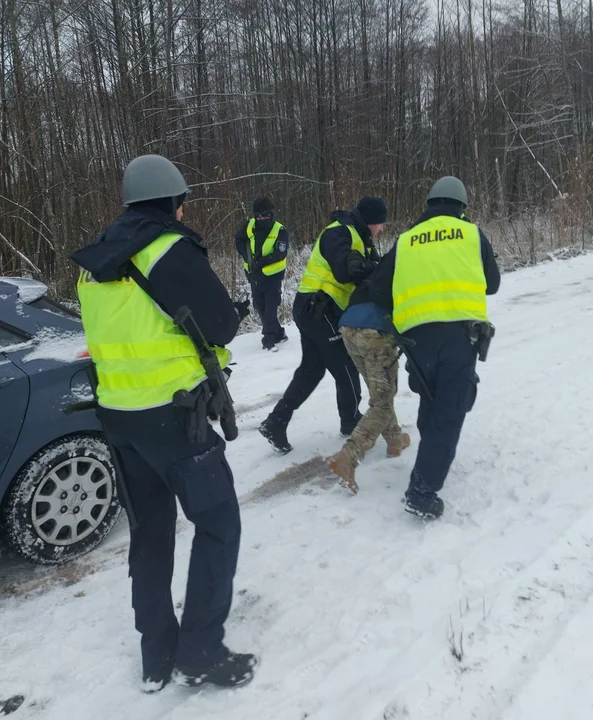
[126,262,173,316]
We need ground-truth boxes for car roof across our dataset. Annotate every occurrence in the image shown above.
[0,276,82,340]
[0,277,48,303]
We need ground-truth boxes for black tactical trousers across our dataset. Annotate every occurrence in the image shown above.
[404,322,479,497]
[271,292,361,433]
[250,272,284,348]
[100,405,241,678]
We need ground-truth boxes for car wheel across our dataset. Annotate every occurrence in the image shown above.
[0,434,121,565]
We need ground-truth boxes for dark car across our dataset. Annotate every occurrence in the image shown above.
[0,277,120,565]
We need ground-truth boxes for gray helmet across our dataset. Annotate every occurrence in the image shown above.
[121,154,189,206]
[427,176,468,206]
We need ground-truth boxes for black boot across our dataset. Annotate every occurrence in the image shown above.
[141,661,174,693]
[173,652,257,689]
[404,489,444,519]
[259,414,292,454]
[0,696,25,716]
[340,412,363,438]
[277,327,288,344]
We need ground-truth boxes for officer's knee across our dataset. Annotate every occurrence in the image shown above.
[300,366,325,384]
[196,496,241,546]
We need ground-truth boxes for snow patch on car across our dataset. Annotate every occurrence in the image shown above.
[1,339,35,354]
[0,277,48,303]
[66,383,94,403]
[22,328,87,364]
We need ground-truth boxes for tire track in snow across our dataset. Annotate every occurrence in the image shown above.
[0,454,337,597]
[378,506,593,720]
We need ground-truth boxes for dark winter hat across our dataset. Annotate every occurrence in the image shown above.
[356,196,387,225]
[253,196,274,216]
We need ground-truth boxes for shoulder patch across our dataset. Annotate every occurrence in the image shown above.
[278,241,288,253]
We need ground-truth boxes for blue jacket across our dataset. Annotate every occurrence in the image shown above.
[339,302,392,332]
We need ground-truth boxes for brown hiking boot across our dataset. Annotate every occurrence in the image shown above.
[328,447,358,494]
[386,432,411,458]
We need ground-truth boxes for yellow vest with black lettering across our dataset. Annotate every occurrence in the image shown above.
[244,219,286,276]
[298,222,368,311]
[77,232,231,410]
[392,216,489,333]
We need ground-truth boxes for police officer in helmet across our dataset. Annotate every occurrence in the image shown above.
[72,155,256,692]
[370,177,501,518]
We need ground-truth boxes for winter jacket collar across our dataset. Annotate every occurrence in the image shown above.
[329,208,372,244]
[410,204,465,229]
[71,206,206,283]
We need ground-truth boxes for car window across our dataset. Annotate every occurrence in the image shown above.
[0,323,29,349]
[30,296,80,319]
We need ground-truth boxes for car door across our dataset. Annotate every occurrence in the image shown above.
[0,325,31,477]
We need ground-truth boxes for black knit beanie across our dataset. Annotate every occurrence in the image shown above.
[356,196,387,225]
[253,196,274,217]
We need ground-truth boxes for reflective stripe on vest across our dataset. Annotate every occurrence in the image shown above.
[77,231,231,410]
[392,217,489,333]
[244,219,287,276]
[298,222,366,311]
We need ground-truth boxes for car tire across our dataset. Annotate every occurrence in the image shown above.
[0,434,121,565]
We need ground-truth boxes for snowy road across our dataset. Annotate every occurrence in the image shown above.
[1,255,593,719]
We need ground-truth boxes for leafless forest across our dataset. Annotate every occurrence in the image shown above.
[0,0,592,296]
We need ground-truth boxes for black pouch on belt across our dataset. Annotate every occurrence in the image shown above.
[172,382,211,444]
[464,321,496,362]
[310,291,330,322]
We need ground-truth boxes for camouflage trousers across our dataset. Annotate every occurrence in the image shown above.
[341,327,401,464]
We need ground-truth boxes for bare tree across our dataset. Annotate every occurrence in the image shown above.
[0,0,592,291]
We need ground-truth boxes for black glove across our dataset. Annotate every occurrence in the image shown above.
[234,299,250,321]
[346,251,374,283]
[367,244,381,264]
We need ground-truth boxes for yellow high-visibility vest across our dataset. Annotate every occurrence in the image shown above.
[244,219,286,275]
[392,216,489,333]
[299,221,368,311]
[77,232,230,410]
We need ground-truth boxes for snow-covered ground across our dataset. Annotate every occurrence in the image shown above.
[1,255,593,719]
